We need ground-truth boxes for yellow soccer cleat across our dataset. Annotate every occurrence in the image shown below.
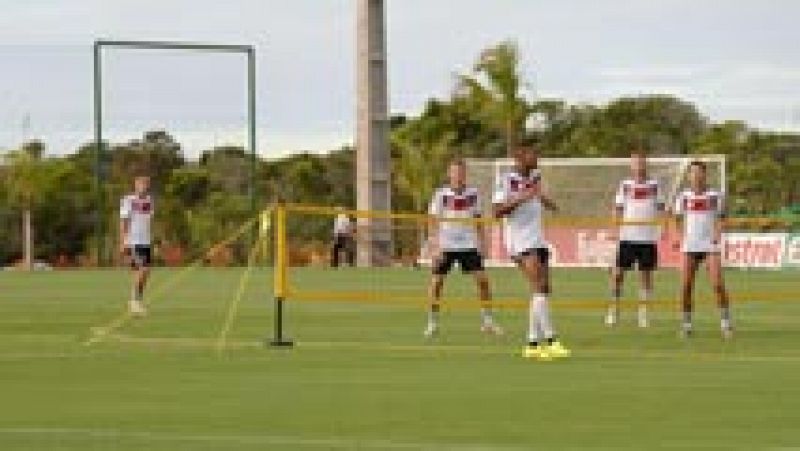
[546,340,571,359]
[128,300,148,318]
[523,345,552,361]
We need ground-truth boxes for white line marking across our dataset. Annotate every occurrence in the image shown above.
[100,334,800,363]
[0,427,527,450]
[0,353,86,360]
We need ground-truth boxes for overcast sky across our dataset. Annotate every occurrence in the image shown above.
[1,0,799,158]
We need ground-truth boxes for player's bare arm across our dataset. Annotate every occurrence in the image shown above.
[670,212,682,250]
[609,205,623,241]
[475,219,487,255]
[657,204,669,241]
[713,215,724,246]
[427,216,441,259]
[119,217,130,255]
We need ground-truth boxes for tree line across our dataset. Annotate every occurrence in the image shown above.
[2,41,798,266]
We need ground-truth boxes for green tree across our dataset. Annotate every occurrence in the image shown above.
[541,96,706,157]
[200,145,250,195]
[33,158,94,262]
[457,40,531,156]
[392,126,453,213]
[3,141,46,269]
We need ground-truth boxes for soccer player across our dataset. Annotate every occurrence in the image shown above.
[606,152,665,328]
[120,175,154,317]
[672,161,733,339]
[425,159,502,337]
[331,209,355,267]
[493,145,570,360]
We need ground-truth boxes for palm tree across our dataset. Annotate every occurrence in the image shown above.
[457,41,532,156]
[4,141,45,270]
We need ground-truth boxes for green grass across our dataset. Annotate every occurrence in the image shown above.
[0,267,798,450]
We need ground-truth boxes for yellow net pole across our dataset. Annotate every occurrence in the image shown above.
[273,203,287,299]
[270,203,293,347]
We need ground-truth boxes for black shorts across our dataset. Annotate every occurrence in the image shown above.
[686,251,716,264]
[128,245,152,268]
[333,235,354,248]
[433,250,484,275]
[616,241,657,271]
[513,248,550,266]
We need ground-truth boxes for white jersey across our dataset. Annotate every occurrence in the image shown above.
[614,178,664,243]
[674,189,724,253]
[492,168,547,257]
[429,186,482,251]
[333,213,353,236]
[120,194,154,246]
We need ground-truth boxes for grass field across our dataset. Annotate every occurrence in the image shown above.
[0,266,798,450]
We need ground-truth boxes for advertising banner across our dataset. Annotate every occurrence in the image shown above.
[722,233,786,269]
[487,228,794,269]
[784,234,800,267]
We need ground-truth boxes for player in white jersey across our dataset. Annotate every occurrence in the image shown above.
[672,161,732,339]
[331,210,355,267]
[120,175,154,317]
[493,145,570,361]
[606,152,666,328]
[425,159,502,337]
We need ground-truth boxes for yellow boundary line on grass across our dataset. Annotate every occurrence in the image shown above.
[84,216,260,346]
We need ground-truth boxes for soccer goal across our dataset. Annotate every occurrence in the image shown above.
[465,155,727,268]
[91,39,258,266]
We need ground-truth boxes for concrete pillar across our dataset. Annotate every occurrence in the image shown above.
[356,0,392,266]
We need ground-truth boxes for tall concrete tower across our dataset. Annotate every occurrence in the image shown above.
[356,0,391,266]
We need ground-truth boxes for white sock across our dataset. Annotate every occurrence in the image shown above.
[528,295,541,343]
[608,289,620,316]
[533,293,555,340]
[720,307,732,330]
[639,289,651,310]
[428,308,439,325]
[480,307,493,325]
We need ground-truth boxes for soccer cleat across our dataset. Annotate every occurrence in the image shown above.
[546,340,571,358]
[523,345,552,361]
[128,299,147,317]
[721,327,734,340]
[423,322,439,339]
[604,308,618,327]
[679,324,693,339]
[637,307,649,328]
[480,321,504,336]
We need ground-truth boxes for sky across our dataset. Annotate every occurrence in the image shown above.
[0,0,799,159]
